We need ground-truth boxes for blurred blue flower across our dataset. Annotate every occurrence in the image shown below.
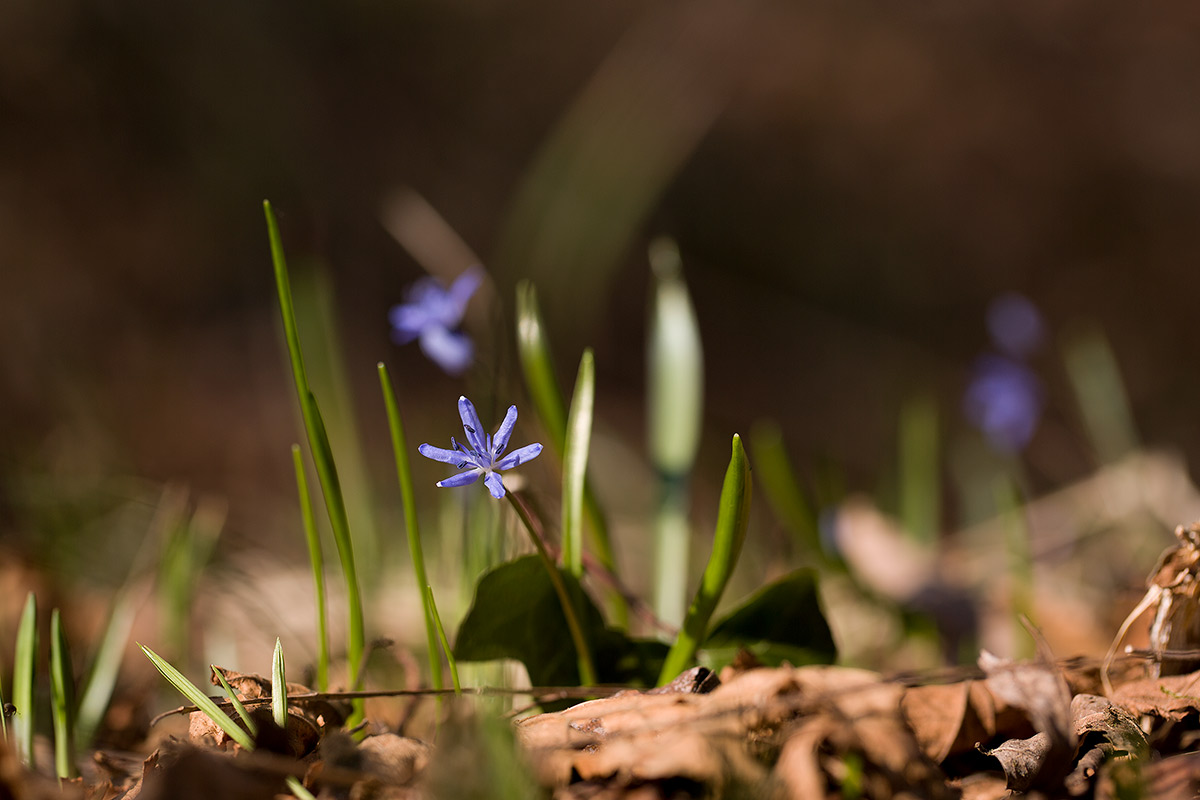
[964,354,1043,452]
[986,292,1044,359]
[389,266,483,375]
[419,395,543,499]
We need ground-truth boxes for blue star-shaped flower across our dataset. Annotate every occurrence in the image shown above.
[418,396,543,499]
[388,266,483,375]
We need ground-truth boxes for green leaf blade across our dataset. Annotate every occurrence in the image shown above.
[378,363,442,692]
[13,592,37,767]
[141,644,255,750]
[562,349,595,577]
[49,609,76,778]
[272,638,287,730]
[658,434,752,685]
[264,201,364,719]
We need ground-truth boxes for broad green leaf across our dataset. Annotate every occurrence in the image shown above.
[265,200,364,719]
[562,349,595,577]
[378,363,441,691]
[49,609,76,778]
[704,570,836,667]
[454,555,664,691]
[658,435,751,685]
[141,644,254,750]
[13,592,37,766]
[453,555,601,687]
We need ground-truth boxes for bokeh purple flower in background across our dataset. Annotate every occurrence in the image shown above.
[986,292,1045,360]
[418,395,543,499]
[964,354,1043,452]
[965,293,1045,453]
[388,266,483,375]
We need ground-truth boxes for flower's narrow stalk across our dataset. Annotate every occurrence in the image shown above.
[506,492,597,687]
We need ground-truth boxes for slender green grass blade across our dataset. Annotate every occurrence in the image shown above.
[898,393,940,546]
[515,282,624,624]
[1062,324,1139,464]
[658,435,751,685]
[287,777,318,800]
[515,282,568,450]
[425,585,461,694]
[272,638,287,729]
[749,421,829,569]
[292,444,330,691]
[293,263,382,589]
[647,240,704,627]
[265,200,365,719]
[13,591,37,767]
[562,349,595,577]
[140,644,254,749]
[74,589,138,748]
[0,659,7,741]
[377,363,442,692]
[212,667,257,736]
[49,609,76,778]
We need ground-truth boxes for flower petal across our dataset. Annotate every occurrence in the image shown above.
[387,305,426,344]
[458,396,487,453]
[491,405,519,457]
[437,469,483,488]
[483,471,507,499]
[419,326,474,375]
[447,266,484,320]
[495,442,542,471]
[418,443,473,467]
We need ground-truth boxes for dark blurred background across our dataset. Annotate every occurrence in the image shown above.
[4,0,1200,581]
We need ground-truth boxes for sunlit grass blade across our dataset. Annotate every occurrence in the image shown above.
[49,609,76,779]
[140,644,254,750]
[648,239,704,627]
[377,363,442,692]
[265,200,365,720]
[74,589,138,749]
[749,421,829,569]
[212,667,257,736]
[658,435,751,685]
[272,638,287,729]
[898,393,940,546]
[562,349,595,577]
[516,282,625,624]
[292,445,329,692]
[1062,324,1139,464]
[0,660,7,741]
[293,262,382,590]
[425,585,461,694]
[160,497,225,667]
[13,591,37,766]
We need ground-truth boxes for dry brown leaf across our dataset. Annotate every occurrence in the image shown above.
[901,681,970,762]
[1108,670,1200,720]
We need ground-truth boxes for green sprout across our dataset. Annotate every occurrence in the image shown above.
[265,200,365,723]
[291,445,330,692]
[658,435,751,685]
[49,609,76,779]
[13,591,37,767]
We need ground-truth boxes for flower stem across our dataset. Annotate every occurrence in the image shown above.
[506,491,597,687]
